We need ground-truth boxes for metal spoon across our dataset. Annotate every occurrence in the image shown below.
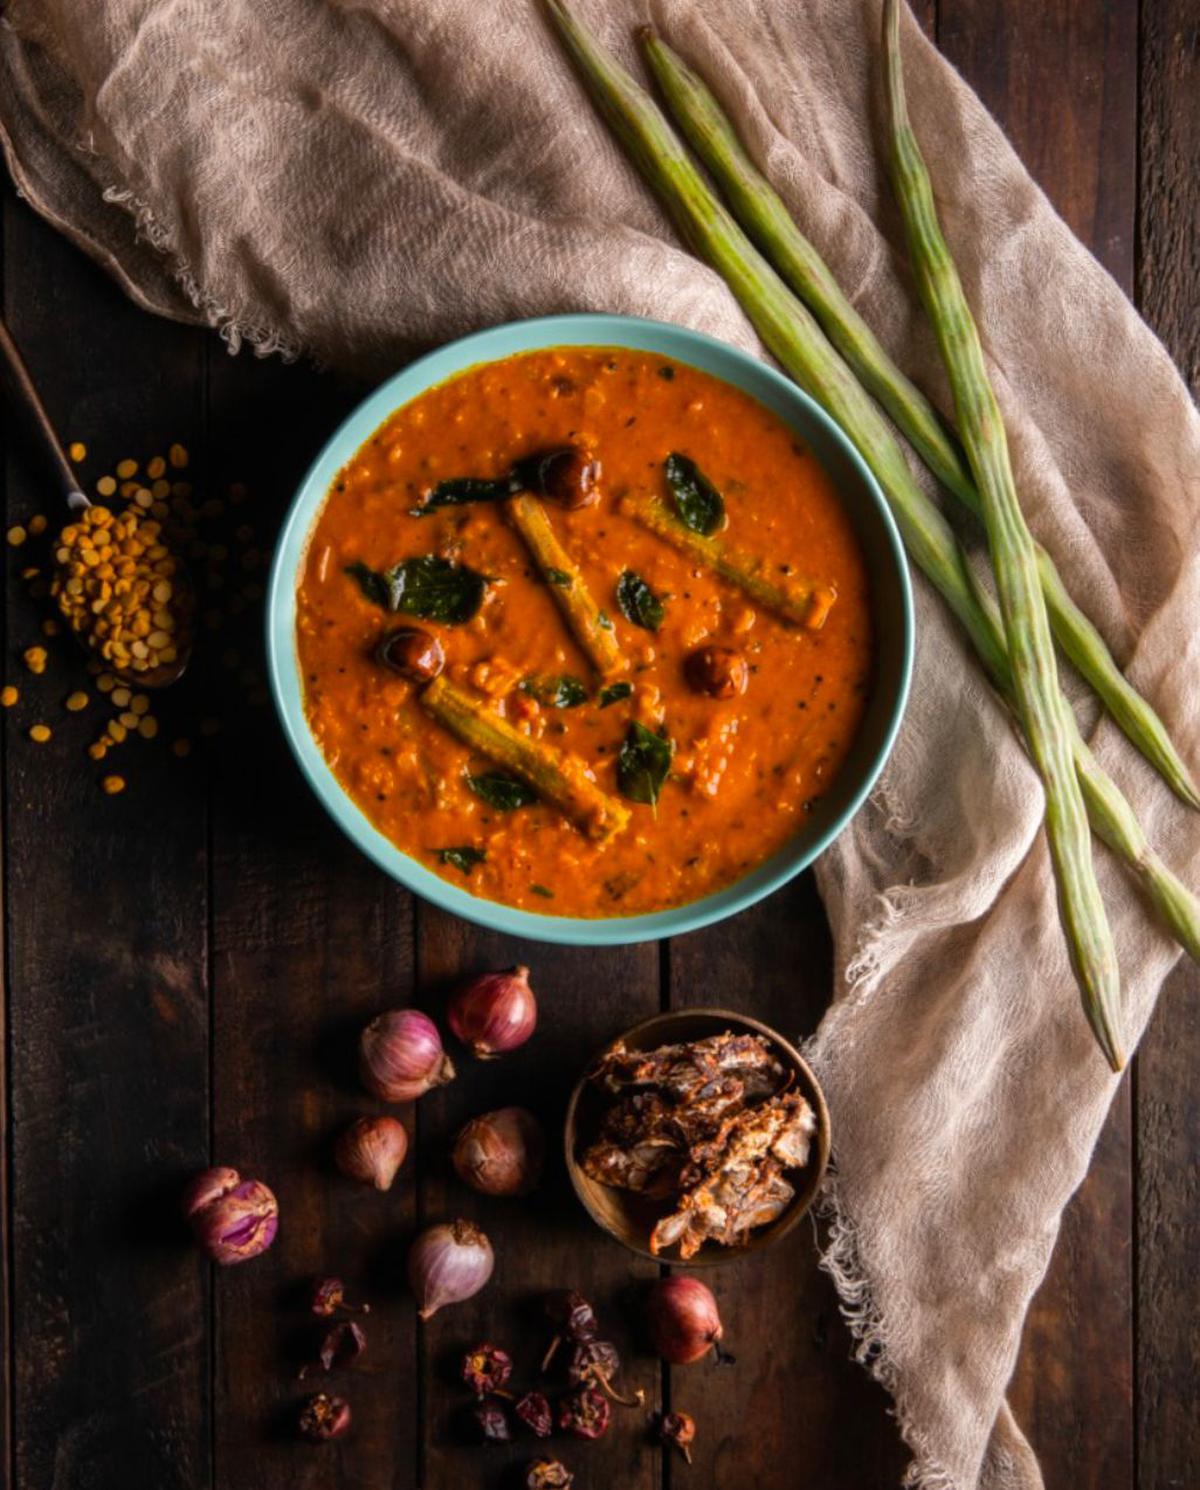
[0,316,193,688]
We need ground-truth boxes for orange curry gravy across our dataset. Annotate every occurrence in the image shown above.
[297,347,873,917]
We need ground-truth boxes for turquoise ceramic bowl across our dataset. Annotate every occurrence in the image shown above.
[266,314,913,946]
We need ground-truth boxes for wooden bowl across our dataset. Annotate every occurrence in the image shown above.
[564,1008,831,1266]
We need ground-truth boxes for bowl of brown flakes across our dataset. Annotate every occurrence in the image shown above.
[564,1009,831,1265]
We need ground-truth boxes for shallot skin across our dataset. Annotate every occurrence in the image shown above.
[447,966,538,1058]
[452,1106,545,1196]
[182,1166,279,1265]
[408,1218,494,1319]
[335,1115,409,1191]
[645,1276,723,1364]
[359,1007,456,1102]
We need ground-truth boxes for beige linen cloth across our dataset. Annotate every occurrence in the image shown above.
[2,1,1197,1485]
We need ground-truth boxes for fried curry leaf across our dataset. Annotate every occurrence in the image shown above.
[465,772,539,812]
[346,555,486,624]
[530,883,555,899]
[664,452,725,536]
[437,845,486,875]
[616,569,665,632]
[410,447,578,516]
[519,674,589,709]
[598,680,634,708]
[345,560,397,610]
[617,721,674,807]
[544,567,573,588]
[410,473,520,516]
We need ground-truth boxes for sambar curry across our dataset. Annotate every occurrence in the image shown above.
[296,347,873,917]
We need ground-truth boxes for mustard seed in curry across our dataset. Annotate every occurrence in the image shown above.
[296,347,873,917]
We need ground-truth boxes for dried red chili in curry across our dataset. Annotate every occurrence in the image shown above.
[296,347,872,917]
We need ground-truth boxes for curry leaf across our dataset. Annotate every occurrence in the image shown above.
[664,452,725,536]
[530,883,554,899]
[346,560,397,610]
[544,567,573,588]
[437,845,486,874]
[346,555,486,624]
[465,772,539,811]
[410,473,519,516]
[616,569,665,632]
[520,675,589,709]
[617,721,674,807]
[598,681,634,708]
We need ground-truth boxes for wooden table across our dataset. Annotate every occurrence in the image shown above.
[1,1,1195,1485]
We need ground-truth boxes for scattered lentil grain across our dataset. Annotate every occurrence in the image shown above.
[1,685,18,707]
[29,724,51,743]
[69,441,87,462]
[7,526,27,547]
[102,775,126,795]
[65,691,89,712]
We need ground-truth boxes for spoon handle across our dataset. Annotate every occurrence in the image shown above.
[0,316,88,511]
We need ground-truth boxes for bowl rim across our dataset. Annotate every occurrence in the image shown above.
[562,1007,832,1266]
[265,311,913,946]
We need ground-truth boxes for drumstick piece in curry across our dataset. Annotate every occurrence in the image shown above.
[419,673,630,842]
[504,491,626,678]
[622,491,836,630]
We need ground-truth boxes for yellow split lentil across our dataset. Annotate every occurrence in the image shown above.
[69,441,87,462]
[116,459,139,480]
[172,738,192,758]
[28,724,51,743]
[102,774,126,795]
[7,526,27,547]
[137,716,158,740]
[23,647,47,675]
[1,685,19,707]
[65,691,89,712]
[96,476,117,498]
[50,505,193,675]
[28,515,47,537]
[88,741,108,761]
[169,443,189,469]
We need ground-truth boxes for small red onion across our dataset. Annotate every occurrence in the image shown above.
[452,1106,544,1196]
[645,1276,724,1364]
[359,1007,456,1102]
[335,1115,409,1190]
[447,965,537,1058]
[408,1218,494,1319]
[182,1166,279,1265]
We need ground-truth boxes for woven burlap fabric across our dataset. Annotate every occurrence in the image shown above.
[2,2,1197,1484]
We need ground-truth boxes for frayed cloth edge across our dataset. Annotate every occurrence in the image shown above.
[100,181,301,361]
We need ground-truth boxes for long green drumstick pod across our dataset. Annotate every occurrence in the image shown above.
[882,0,1121,1067]
[420,674,630,840]
[505,492,625,678]
[639,26,1200,810]
[542,0,1196,1048]
[622,490,836,627]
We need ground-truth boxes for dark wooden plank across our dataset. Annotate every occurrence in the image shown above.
[667,877,908,1488]
[938,0,1138,1484]
[2,188,211,1489]
[202,348,425,1488]
[1134,2,1200,1481]
[416,913,661,1490]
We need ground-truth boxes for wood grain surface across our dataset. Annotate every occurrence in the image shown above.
[1,0,1195,1486]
